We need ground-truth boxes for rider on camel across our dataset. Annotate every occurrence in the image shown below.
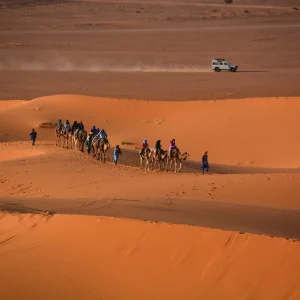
[64,120,70,134]
[140,139,149,155]
[72,121,78,135]
[100,129,107,141]
[154,140,162,157]
[90,125,97,135]
[57,119,62,130]
[88,126,97,149]
[169,139,176,157]
[78,121,84,130]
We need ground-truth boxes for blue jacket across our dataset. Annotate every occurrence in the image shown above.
[114,148,121,156]
[30,131,37,139]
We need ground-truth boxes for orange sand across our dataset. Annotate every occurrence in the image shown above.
[0,100,26,111]
[0,146,45,162]
[0,213,299,300]
[0,95,300,168]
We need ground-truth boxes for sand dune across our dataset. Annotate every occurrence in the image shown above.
[0,213,299,300]
[0,95,300,168]
[0,100,26,111]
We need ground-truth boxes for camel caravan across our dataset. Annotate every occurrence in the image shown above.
[55,120,190,173]
[55,119,110,163]
[139,139,190,173]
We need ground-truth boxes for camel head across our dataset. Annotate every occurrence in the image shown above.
[182,152,190,160]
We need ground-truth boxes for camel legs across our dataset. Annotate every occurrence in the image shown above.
[80,140,84,152]
[177,160,182,173]
[100,150,105,162]
[56,135,62,147]
[140,157,149,170]
[152,157,156,171]
[160,160,165,172]
[65,137,68,149]
[140,157,143,169]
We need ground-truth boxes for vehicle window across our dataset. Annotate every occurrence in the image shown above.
[220,62,223,65]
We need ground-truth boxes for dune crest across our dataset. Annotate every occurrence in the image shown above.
[0,100,27,111]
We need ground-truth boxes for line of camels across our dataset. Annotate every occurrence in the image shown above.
[55,123,190,173]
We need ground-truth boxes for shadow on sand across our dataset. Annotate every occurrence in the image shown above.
[237,70,269,73]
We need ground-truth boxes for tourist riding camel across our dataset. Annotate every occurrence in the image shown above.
[88,127,101,150]
[63,120,70,134]
[78,121,84,130]
[154,139,162,157]
[169,139,177,157]
[56,119,63,130]
[99,129,108,141]
[140,139,149,156]
[90,125,97,135]
[71,121,78,135]
[73,121,83,140]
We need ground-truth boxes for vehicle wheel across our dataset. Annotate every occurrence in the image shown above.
[215,67,220,72]
[230,67,235,72]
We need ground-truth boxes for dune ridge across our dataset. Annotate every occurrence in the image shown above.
[0,100,27,111]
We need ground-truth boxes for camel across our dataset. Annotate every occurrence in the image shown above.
[55,125,64,147]
[151,148,168,172]
[92,136,110,162]
[62,127,73,149]
[73,129,87,152]
[139,148,152,170]
[166,148,190,173]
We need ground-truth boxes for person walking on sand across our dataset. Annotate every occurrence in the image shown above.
[201,151,209,174]
[29,128,37,146]
[114,145,122,165]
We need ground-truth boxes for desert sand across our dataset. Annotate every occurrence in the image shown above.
[1,0,300,100]
[1,213,300,300]
[1,0,300,299]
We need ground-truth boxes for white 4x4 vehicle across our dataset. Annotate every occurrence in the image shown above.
[212,58,238,72]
